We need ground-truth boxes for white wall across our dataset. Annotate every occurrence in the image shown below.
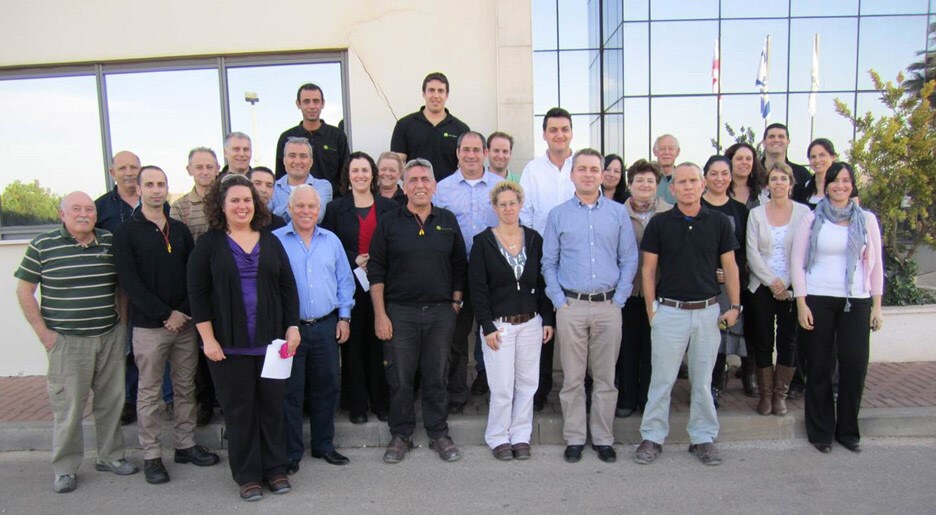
[0,0,533,375]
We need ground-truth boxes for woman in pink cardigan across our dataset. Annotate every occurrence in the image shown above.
[790,162,884,454]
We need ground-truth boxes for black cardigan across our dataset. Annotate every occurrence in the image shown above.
[321,194,400,272]
[187,229,299,350]
[469,226,555,336]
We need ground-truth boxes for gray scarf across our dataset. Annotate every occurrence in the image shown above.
[805,197,867,311]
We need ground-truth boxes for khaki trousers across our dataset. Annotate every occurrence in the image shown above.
[557,298,622,446]
[133,325,198,459]
[46,324,126,476]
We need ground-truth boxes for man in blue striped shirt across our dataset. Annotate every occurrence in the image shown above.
[542,149,639,464]
[274,185,355,473]
[434,131,502,412]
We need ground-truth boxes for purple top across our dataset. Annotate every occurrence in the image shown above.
[226,236,263,356]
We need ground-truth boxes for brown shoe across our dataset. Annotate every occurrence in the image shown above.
[756,367,774,415]
[492,443,513,461]
[266,475,291,494]
[688,442,722,466]
[383,435,413,464]
[773,365,795,416]
[239,482,263,502]
[633,440,662,464]
[512,443,531,460]
[429,436,461,462]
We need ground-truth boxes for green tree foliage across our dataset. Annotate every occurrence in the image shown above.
[904,22,936,107]
[1,180,62,226]
[835,71,936,305]
[711,124,763,154]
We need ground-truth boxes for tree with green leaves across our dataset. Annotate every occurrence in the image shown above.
[904,21,936,106]
[835,71,936,305]
[1,180,61,226]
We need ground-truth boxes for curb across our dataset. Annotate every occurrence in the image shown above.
[3,407,935,452]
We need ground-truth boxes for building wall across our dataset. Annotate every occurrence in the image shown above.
[0,0,533,375]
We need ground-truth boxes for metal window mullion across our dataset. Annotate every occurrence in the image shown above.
[96,64,113,191]
[218,57,231,143]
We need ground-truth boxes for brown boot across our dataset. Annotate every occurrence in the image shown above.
[755,367,774,415]
[773,365,795,416]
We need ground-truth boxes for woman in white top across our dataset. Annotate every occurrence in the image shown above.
[790,162,884,454]
[746,162,809,416]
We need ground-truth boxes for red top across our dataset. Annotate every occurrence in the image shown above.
[357,205,377,255]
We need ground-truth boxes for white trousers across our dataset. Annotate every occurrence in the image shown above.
[482,315,543,448]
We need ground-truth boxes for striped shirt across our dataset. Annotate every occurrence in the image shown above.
[170,188,210,241]
[14,226,119,336]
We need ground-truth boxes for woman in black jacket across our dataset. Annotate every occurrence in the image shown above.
[322,151,399,424]
[469,181,554,461]
[187,174,300,501]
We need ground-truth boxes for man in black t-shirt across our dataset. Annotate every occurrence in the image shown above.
[390,72,470,182]
[634,162,740,467]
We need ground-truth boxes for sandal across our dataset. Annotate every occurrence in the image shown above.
[239,482,263,501]
[267,475,292,494]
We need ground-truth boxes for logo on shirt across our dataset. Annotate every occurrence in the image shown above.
[442,132,458,139]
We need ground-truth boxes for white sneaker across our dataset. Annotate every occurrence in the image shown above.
[53,474,77,493]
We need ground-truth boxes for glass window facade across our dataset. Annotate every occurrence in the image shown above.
[533,0,934,168]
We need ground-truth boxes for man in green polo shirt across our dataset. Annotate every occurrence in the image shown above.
[15,191,139,494]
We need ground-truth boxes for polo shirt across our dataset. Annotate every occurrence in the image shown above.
[367,204,468,305]
[274,121,350,195]
[94,187,136,234]
[170,187,210,241]
[656,173,677,205]
[641,204,738,302]
[14,227,119,336]
[390,107,469,182]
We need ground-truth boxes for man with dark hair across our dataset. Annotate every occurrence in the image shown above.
[275,83,350,195]
[270,137,333,224]
[390,72,470,182]
[16,191,139,493]
[486,131,519,183]
[368,158,468,464]
[434,131,502,413]
[248,167,287,230]
[219,132,252,177]
[762,122,812,203]
[114,166,219,485]
[519,106,576,412]
[542,148,638,464]
[634,162,740,467]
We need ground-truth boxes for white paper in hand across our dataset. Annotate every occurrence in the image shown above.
[353,266,370,292]
[261,339,293,379]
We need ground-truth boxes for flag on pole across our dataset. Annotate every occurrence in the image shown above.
[808,33,820,116]
[756,37,770,119]
[712,38,720,94]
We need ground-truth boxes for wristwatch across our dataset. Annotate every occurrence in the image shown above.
[729,304,743,314]
[339,317,351,323]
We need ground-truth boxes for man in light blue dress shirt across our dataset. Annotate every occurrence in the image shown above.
[270,137,333,224]
[274,185,354,473]
[542,148,638,464]
[434,131,502,412]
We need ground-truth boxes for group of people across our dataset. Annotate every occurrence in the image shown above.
[15,71,884,502]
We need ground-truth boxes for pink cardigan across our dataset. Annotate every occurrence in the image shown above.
[790,210,884,298]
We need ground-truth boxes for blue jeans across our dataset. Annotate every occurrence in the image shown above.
[283,316,340,461]
[125,325,174,405]
[474,330,485,372]
[640,303,720,445]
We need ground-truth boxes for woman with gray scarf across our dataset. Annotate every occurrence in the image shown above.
[790,162,884,454]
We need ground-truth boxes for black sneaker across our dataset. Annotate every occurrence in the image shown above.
[471,370,489,395]
[174,445,220,466]
[144,458,170,485]
[120,402,137,426]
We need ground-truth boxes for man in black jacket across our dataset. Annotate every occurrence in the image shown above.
[114,166,219,485]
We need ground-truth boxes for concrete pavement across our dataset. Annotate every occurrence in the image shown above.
[1,439,934,514]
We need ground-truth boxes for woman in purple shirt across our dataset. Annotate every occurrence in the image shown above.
[188,174,300,501]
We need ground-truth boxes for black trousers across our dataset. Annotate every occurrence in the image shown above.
[343,287,389,416]
[447,289,474,405]
[749,285,798,368]
[801,295,871,445]
[384,303,456,439]
[616,296,651,410]
[208,354,286,486]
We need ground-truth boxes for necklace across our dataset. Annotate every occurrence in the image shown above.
[414,213,426,236]
[156,219,172,253]
[494,227,521,250]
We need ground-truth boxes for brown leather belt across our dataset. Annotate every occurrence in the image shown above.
[657,297,718,310]
[496,312,536,325]
[564,289,615,302]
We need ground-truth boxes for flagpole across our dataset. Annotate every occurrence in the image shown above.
[764,34,771,132]
[809,33,820,143]
[713,37,721,150]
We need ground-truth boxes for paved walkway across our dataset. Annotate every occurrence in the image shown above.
[3,362,935,424]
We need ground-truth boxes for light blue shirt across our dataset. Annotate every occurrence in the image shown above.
[541,195,639,308]
[273,223,354,320]
[434,168,502,255]
[269,174,333,224]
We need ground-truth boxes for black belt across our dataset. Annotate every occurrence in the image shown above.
[657,297,718,310]
[299,310,337,325]
[495,312,537,325]
[564,289,615,302]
